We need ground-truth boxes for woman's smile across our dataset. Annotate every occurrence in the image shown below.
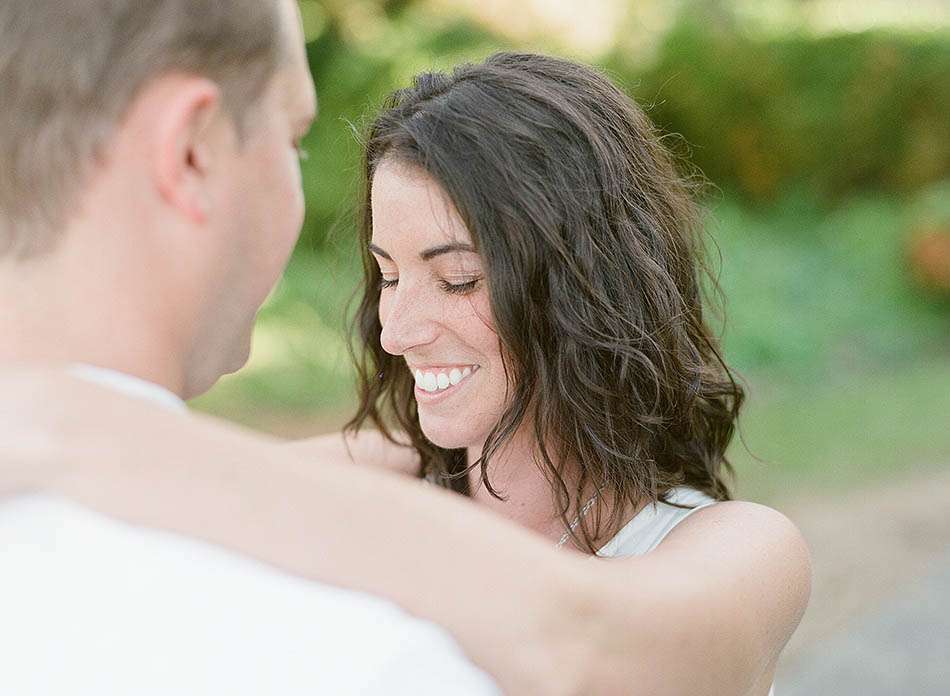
[412,364,480,402]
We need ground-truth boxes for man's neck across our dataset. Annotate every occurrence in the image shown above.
[0,334,186,399]
[0,252,187,398]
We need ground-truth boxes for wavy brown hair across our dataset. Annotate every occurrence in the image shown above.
[346,52,744,552]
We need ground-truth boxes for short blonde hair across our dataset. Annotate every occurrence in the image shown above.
[0,0,286,258]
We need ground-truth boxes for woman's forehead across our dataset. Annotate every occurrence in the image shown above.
[370,160,473,250]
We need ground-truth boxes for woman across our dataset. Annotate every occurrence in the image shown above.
[5,53,808,694]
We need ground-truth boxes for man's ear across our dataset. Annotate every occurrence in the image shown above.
[140,76,226,225]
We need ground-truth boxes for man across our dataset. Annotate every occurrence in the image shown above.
[0,1,497,693]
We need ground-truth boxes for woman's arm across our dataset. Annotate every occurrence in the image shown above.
[6,371,810,696]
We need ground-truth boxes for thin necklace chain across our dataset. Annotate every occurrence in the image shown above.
[556,492,600,549]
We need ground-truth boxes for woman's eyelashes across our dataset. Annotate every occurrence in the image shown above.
[378,275,482,295]
[439,278,481,295]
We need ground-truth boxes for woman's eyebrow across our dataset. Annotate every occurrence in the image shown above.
[368,242,476,261]
[368,243,391,260]
[419,243,476,261]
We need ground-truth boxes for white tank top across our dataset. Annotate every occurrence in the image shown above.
[595,487,776,696]
[596,486,717,558]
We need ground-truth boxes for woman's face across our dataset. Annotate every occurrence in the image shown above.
[370,159,508,450]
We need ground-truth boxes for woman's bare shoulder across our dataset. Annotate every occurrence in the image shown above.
[657,500,812,605]
[604,500,811,690]
[664,500,810,563]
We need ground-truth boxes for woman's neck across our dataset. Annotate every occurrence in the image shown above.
[467,440,554,536]
[466,431,594,545]
[465,430,648,550]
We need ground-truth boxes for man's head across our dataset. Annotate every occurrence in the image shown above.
[0,0,316,397]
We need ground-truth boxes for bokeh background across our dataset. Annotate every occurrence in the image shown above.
[194,1,950,690]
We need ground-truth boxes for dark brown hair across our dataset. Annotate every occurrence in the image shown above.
[347,52,743,552]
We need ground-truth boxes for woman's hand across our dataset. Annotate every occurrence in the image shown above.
[282,430,421,476]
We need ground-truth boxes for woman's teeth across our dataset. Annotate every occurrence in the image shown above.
[414,366,474,393]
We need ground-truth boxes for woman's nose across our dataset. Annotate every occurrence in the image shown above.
[378,284,440,356]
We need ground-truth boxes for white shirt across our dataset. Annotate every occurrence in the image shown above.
[0,367,498,695]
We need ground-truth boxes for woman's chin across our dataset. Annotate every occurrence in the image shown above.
[424,432,470,451]
[420,421,480,451]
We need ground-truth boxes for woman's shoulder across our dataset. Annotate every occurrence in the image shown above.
[662,498,810,564]
[598,490,811,596]
[591,497,809,694]
[664,498,805,549]
[650,498,813,626]
[603,497,811,688]
[656,498,812,636]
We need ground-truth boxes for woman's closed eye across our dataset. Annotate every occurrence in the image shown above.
[439,277,481,295]
[378,276,482,295]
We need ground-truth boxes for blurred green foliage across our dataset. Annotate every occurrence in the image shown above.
[296,2,507,252]
[618,13,950,204]
[710,189,950,375]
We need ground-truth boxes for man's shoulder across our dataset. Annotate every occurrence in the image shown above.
[0,495,498,695]
[0,493,405,635]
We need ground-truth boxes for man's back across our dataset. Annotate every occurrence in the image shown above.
[0,494,498,695]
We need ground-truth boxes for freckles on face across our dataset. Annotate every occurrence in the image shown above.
[370,160,510,450]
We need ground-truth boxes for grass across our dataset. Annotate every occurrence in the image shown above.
[730,359,950,503]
